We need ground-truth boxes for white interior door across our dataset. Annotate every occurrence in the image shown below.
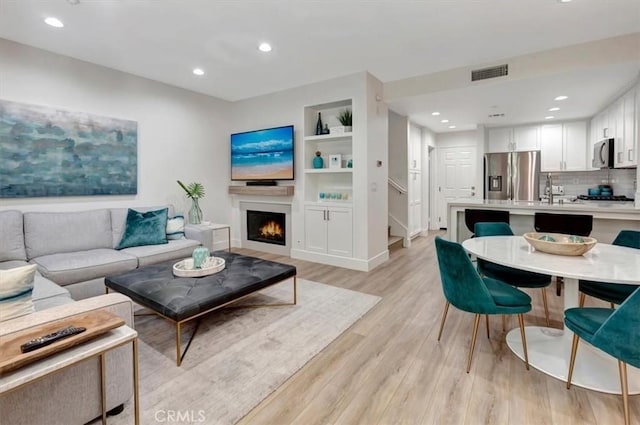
[437,146,477,228]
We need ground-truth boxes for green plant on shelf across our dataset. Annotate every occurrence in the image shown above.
[337,108,352,126]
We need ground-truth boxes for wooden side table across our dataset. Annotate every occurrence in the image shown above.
[0,326,139,424]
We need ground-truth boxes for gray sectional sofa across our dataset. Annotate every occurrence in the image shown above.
[1,205,212,301]
[0,205,213,424]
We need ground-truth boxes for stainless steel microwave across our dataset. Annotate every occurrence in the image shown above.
[592,138,615,169]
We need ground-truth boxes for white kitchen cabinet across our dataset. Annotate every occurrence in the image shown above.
[487,128,511,152]
[488,125,540,152]
[616,88,637,167]
[304,205,352,257]
[540,121,587,172]
[563,121,588,171]
[513,125,540,151]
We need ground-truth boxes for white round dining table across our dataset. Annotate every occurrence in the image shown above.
[462,235,640,395]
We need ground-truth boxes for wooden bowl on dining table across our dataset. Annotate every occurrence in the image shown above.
[523,232,597,256]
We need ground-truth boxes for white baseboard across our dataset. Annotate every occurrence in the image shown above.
[290,249,389,272]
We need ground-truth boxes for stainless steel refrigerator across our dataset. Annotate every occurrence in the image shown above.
[484,151,540,201]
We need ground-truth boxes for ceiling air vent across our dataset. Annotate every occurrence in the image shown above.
[471,64,508,82]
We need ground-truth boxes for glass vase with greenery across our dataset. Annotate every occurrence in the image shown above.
[177,180,205,224]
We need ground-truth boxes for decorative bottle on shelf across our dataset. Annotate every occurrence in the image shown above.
[313,151,324,169]
[315,112,323,135]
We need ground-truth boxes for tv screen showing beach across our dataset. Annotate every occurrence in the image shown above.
[231,125,294,181]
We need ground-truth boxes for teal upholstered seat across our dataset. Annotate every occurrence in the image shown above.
[434,236,531,372]
[565,287,640,425]
[474,222,552,326]
[579,230,640,307]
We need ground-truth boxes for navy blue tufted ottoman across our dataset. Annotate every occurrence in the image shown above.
[105,251,297,365]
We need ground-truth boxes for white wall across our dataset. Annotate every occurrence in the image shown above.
[0,39,232,223]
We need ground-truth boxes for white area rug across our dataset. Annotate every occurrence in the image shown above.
[107,279,380,425]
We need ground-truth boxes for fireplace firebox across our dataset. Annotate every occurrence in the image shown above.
[247,210,286,246]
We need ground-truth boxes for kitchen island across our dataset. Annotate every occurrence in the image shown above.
[447,199,640,242]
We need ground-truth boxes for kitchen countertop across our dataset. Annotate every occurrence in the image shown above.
[448,199,638,212]
[447,199,640,242]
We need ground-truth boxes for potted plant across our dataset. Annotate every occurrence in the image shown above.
[177,180,205,224]
[333,108,352,134]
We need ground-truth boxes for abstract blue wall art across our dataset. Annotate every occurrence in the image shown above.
[0,99,138,198]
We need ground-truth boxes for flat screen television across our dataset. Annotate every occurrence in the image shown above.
[230,125,294,181]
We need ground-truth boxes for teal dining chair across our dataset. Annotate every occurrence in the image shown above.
[474,222,552,326]
[579,230,640,308]
[434,236,531,373]
[565,286,640,425]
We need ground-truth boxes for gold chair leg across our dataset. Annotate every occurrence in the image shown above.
[541,287,550,327]
[579,292,586,307]
[610,302,615,309]
[466,314,481,373]
[437,301,450,342]
[485,315,490,339]
[517,314,529,370]
[567,333,580,389]
[619,361,630,425]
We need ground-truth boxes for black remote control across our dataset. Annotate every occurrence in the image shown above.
[20,325,87,353]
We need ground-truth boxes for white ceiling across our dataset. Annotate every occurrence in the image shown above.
[1,0,639,132]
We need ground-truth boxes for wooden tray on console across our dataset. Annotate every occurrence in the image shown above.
[0,309,125,375]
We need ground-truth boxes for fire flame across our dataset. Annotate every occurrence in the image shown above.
[259,220,284,239]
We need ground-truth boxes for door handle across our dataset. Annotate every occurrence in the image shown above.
[471,186,475,190]
[471,192,475,196]
[629,149,634,161]
[323,210,326,221]
[327,210,330,221]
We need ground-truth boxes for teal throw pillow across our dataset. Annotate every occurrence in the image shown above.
[116,208,169,249]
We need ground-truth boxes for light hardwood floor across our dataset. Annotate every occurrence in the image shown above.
[233,230,639,425]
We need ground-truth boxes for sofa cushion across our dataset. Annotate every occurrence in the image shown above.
[0,264,37,322]
[116,208,169,249]
[166,215,186,240]
[32,249,138,286]
[24,210,113,260]
[33,274,73,310]
[0,210,27,262]
[111,205,176,248]
[121,238,199,267]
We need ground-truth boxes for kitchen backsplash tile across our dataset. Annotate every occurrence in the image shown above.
[539,168,636,198]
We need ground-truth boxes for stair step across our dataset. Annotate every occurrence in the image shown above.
[388,235,403,248]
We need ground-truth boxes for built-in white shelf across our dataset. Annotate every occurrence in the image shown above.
[304,133,352,142]
[304,168,353,174]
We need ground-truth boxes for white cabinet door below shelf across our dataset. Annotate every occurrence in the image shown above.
[540,124,563,172]
[326,207,353,257]
[304,206,327,254]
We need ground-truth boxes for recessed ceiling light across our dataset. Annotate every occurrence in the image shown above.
[441,119,449,123]
[548,107,560,112]
[554,95,568,101]
[431,112,440,116]
[192,68,205,76]
[448,125,456,129]
[258,43,272,52]
[545,116,555,120]
[44,17,64,28]
[558,0,572,3]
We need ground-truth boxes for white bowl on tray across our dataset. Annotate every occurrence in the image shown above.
[173,257,225,277]
[523,232,597,256]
